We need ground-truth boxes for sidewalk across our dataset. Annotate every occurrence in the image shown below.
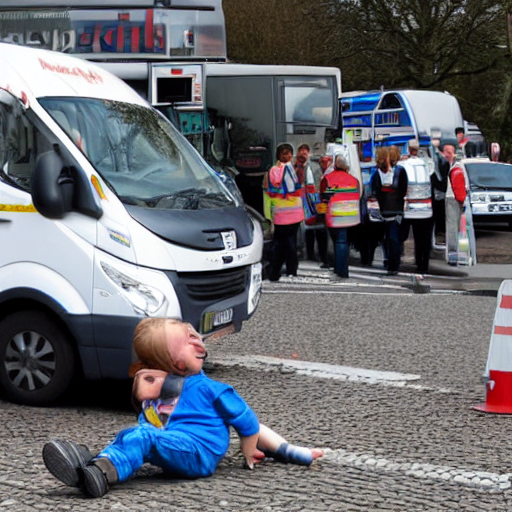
[296,244,512,295]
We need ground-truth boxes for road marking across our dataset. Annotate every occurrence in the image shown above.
[321,448,511,491]
[265,289,413,296]
[207,355,453,393]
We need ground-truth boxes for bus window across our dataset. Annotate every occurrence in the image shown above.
[379,93,403,110]
[277,76,337,156]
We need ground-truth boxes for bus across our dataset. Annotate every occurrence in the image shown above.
[0,0,342,216]
[340,89,487,163]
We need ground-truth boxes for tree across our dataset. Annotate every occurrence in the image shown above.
[355,0,506,88]
[222,0,512,159]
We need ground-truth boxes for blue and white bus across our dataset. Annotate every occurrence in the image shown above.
[340,89,486,163]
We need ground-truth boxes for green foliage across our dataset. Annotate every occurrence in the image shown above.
[223,0,512,161]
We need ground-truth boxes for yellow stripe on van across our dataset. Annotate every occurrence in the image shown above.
[0,204,37,212]
[91,175,108,201]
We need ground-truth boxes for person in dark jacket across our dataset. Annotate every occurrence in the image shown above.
[371,147,408,275]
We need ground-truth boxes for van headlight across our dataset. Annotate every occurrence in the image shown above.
[101,262,167,316]
[248,262,262,315]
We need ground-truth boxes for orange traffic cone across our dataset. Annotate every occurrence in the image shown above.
[474,280,512,414]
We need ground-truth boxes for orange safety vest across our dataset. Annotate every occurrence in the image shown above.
[264,163,304,225]
[321,171,360,228]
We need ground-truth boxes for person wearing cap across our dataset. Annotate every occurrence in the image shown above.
[263,143,304,281]
[402,139,419,160]
[320,154,361,278]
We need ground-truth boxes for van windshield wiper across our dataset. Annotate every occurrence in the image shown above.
[144,188,207,209]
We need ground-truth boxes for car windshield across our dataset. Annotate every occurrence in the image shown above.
[465,162,512,190]
[39,98,236,210]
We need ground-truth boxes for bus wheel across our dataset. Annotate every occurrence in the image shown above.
[0,311,75,406]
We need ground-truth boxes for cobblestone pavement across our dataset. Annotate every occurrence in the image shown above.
[1,292,512,511]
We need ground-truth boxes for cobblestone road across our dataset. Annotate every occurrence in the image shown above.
[1,291,512,511]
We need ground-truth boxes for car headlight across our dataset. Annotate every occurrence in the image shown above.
[101,262,167,316]
[472,193,487,202]
[248,262,262,315]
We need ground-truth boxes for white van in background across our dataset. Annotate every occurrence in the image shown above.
[0,43,263,405]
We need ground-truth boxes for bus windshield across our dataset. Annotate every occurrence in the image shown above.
[39,98,236,210]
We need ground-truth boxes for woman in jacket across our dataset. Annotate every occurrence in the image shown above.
[371,147,408,275]
[320,155,361,278]
[264,143,304,281]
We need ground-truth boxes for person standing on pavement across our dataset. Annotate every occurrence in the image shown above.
[320,155,361,278]
[299,151,332,268]
[371,146,408,275]
[400,140,434,274]
[264,143,304,281]
[443,140,476,265]
[431,138,450,245]
[298,148,329,267]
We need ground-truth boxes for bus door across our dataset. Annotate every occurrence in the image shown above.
[205,75,275,216]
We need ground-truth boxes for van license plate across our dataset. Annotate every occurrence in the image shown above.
[213,308,233,326]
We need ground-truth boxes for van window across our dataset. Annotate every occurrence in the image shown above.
[0,91,54,192]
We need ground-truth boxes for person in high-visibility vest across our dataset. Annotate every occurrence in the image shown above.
[263,143,304,281]
[320,155,361,278]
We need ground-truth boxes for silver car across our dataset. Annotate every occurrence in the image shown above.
[466,158,512,230]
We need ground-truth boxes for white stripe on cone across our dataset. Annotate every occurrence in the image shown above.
[475,280,512,414]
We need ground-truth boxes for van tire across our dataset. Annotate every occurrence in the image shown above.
[0,311,75,406]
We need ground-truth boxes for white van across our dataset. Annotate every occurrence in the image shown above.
[0,43,263,405]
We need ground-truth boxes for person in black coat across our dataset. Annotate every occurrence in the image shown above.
[371,147,408,275]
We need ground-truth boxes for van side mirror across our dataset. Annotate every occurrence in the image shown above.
[31,150,73,219]
[31,150,103,220]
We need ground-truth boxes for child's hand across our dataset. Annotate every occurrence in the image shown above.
[240,433,264,469]
[243,448,265,470]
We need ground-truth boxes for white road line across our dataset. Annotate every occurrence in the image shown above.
[207,355,453,392]
[320,448,511,491]
[264,289,414,296]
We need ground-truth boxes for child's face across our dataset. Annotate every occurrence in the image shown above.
[165,323,207,375]
[134,369,167,402]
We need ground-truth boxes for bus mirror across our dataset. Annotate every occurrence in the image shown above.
[31,150,74,219]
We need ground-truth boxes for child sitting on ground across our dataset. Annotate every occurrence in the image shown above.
[43,318,323,498]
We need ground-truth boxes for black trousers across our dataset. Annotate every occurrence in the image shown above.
[400,217,434,273]
[411,217,434,274]
[432,198,445,236]
[268,222,300,281]
[305,227,328,264]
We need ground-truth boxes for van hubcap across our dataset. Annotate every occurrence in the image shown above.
[4,331,56,391]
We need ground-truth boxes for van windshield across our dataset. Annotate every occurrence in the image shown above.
[39,98,236,210]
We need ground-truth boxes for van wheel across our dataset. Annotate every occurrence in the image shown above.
[0,311,75,406]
